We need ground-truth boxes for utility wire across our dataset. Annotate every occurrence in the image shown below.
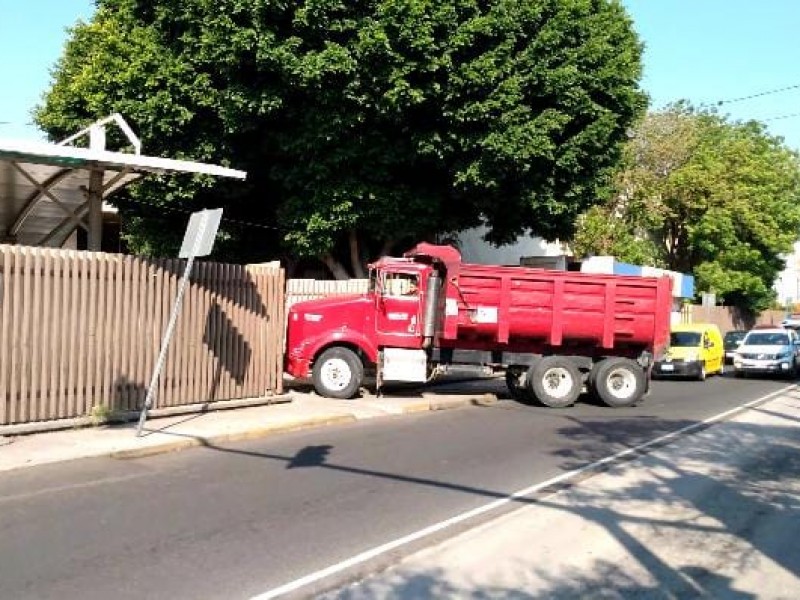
[710,82,800,106]
[763,111,800,122]
[123,196,284,232]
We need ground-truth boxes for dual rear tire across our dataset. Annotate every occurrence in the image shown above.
[506,356,646,409]
[590,358,647,408]
[529,357,582,408]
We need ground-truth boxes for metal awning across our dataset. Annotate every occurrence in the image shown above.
[0,115,246,249]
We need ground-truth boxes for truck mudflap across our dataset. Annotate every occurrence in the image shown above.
[639,351,655,396]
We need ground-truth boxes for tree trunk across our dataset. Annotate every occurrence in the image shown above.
[348,230,366,279]
[283,256,298,278]
[320,253,351,280]
[379,238,395,258]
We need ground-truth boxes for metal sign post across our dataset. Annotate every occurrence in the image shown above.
[136,208,223,436]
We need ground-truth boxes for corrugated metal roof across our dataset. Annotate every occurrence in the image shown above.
[0,138,246,179]
[0,136,246,248]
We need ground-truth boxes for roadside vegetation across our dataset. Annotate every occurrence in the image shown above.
[35,0,644,277]
[573,103,800,314]
[33,1,800,314]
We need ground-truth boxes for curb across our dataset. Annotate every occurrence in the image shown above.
[111,415,358,460]
[2,392,499,471]
[0,394,295,438]
[113,396,496,460]
[107,394,497,460]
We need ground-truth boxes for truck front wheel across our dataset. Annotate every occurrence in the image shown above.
[312,347,364,399]
[592,358,645,408]
[529,357,581,408]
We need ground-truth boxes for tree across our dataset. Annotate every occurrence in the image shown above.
[573,103,800,313]
[36,0,645,277]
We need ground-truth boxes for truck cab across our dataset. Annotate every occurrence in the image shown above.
[285,258,438,398]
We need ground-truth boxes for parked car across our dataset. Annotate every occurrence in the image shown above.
[781,313,800,329]
[732,328,800,378]
[653,323,725,381]
[723,330,747,364]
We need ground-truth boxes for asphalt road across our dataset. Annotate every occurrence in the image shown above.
[0,373,792,600]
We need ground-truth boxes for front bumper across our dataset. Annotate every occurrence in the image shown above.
[733,358,793,376]
[653,359,702,378]
[285,354,312,379]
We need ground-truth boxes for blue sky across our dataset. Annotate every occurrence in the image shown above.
[0,1,95,140]
[1,0,799,150]
[623,0,800,150]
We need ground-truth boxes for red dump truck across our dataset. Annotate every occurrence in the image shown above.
[285,243,672,408]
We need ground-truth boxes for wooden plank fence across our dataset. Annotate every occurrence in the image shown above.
[0,245,285,426]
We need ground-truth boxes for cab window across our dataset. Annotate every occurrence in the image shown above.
[383,273,419,297]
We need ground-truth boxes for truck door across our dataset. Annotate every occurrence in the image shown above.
[376,272,422,347]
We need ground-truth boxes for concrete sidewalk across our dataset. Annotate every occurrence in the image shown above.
[327,392,800,599]
[0,389,497,473]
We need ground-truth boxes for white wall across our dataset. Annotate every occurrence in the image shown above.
[456,225,567,266]
[458,226,800,307]
[775,241,800,305]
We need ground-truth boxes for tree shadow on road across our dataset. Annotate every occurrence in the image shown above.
[185,399,800,598]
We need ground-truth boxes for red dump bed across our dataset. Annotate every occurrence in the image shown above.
[444,262,673,354]
[405,244,673,357]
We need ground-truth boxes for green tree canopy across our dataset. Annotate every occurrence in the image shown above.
[37,0,645,277]
[573,103,800,313]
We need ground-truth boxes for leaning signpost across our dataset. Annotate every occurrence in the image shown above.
[136,208,224,436]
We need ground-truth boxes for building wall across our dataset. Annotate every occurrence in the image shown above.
[455,225,567,266]
[684,305,786,333]
[774,241,800,305]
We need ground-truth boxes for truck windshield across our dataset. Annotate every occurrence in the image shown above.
[670,332,702,347]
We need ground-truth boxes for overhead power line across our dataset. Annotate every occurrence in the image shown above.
[125,196,283,232]
[763,111,800,122]
[713,83,800,106]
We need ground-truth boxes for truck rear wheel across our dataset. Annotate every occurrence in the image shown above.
[593,358,645,408]
[528,357,581,408]
[312,347,364,399]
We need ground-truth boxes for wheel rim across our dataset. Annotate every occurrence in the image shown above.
[541,367,575,399]
[605,367,636,400]
[320,358,352,392]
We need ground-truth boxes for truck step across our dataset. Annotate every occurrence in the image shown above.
[437,364,494,377]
